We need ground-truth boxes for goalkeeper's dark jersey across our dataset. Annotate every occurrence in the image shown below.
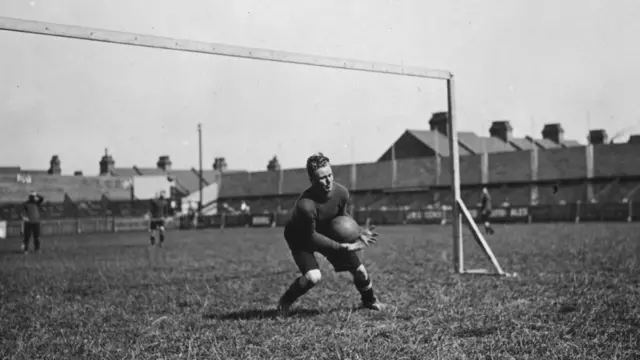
[284,182,350,252]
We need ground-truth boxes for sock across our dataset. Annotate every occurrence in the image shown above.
[150,235,155,245]
[281,277,312,305]
[355,277,376,304]
[159,233,165,244]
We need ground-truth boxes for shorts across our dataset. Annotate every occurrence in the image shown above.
[291,249,364,274]
[149,219,165,230]
[480,211,491,222]
[284,225,363,274]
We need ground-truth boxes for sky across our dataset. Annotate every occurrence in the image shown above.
[1,0,639,175]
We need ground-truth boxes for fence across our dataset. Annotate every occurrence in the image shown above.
[1,201,637,239]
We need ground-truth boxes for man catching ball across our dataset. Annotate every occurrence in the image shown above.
[277,153,383,317]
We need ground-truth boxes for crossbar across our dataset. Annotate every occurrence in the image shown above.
[0,16,512,277]
[0,16,451,80]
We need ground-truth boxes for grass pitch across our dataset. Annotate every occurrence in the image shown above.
[1,223,639,359]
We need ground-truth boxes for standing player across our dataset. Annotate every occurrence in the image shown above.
[278,153,383,317]
[148,190,171,247]
[480,187,494,234]
[21,191,45,253]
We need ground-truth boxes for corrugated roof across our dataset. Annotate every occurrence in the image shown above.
[407,130,471,157]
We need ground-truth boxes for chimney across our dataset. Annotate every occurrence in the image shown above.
[428,112,448,135]
[628,135,640,145]
[157,155,172,171]
[587,129,608,145]
[489,120,513,142]
[48,155,61,175]
[213,157,228,172]
[99,148,115,175]
[542,123,564,144]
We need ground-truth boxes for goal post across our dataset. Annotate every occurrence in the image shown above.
[0,16,513,276]
[447,78,515,277]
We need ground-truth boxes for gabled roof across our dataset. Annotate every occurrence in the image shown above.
[512,137,581,150]
[456,133,517,154]
[406,130,471,157]
[111,167,138,177]
[135,167,165,176]
[109,166,226,194]
[561,140,581,147]
[525,137,562,149]
[509,138,538,151]
[169,169,221,193]
[406,130,518,156]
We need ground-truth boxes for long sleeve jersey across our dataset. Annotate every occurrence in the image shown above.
[285,182,351,252]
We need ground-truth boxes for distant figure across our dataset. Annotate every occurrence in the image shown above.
[187,203,197,229]
[148,191,171,247]
[240,200,251,227]
[240,201,250,214]
[21,191,45,253]
[480,187,495,235]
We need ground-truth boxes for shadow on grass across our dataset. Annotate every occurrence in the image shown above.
[123,270,292,290]
[205,307,326,321]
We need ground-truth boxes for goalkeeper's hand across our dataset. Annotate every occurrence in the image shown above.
[361,224,379,238]
[340,231,378,252]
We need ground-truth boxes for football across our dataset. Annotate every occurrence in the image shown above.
[328,215,362,243]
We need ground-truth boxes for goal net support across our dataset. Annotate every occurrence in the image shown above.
[0,16,513,276]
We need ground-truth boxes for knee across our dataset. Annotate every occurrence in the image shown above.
[302,269,322,287]
[352,265,368,282]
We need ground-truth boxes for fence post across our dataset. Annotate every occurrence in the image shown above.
[575,201,581,223]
